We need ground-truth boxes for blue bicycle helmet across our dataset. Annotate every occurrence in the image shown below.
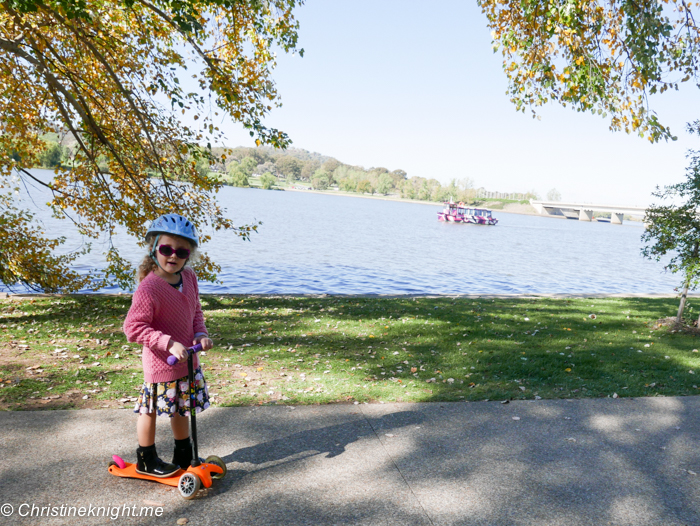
[146,214,199,246]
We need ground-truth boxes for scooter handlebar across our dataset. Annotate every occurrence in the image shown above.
[166,343,204,366]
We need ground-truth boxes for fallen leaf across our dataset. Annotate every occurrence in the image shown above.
[143,500,163,507]
[177,519,189,525]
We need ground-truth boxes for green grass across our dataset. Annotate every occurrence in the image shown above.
[1,295,699,410]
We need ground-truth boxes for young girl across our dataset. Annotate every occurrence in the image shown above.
[123,214,213,477]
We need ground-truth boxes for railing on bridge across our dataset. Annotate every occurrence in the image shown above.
[530,200,646,224]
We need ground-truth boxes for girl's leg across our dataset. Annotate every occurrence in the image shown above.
[137,412,157,447]
[171,413,193,468]
[171,412,189,440]
[135,412,178,477]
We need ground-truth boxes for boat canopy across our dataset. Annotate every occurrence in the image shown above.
[448,204,492,218]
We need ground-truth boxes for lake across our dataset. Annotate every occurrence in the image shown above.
[5,170,678,295]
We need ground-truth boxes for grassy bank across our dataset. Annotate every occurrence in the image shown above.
[1,295,698,410]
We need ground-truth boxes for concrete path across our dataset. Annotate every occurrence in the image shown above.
[2,397,700,525]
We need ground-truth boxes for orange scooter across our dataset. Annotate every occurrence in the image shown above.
[108,343,226,499]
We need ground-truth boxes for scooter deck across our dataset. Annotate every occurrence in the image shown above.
[108,461,223,488]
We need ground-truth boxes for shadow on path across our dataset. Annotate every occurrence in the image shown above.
[221,410,423,466]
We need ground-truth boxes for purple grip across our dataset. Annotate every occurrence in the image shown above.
[167,343,204,366]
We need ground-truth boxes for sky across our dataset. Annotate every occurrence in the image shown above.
[217,0,698,207]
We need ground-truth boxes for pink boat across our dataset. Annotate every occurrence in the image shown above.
[437,201,498,225]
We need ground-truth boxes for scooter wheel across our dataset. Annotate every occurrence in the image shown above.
[178,472,200,500]
[112,455,126,469]
[205,455,227,480]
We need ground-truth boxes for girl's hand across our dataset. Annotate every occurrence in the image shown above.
[168,340,188,363]
[194,336,214,351]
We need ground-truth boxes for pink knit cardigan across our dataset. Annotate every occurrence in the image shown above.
[123,267,208,383]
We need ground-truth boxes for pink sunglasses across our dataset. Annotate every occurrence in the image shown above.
[158,244,190,259]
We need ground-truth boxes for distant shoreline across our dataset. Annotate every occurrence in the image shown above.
[277,186,647,222]
[280,185,541,216]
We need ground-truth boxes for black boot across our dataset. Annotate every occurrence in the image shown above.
[136,444,179,477]
[172,437,205,469]
[172,437,193,470]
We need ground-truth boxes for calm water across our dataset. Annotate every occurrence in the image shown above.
[6,170,678,294]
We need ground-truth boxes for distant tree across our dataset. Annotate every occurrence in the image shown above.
[546,188,562,201]
[442,179,461,201]
[389,169,407,186]
[399,179,416,200]
[260,172,277,190]
[432,182,451,203]
[642,122,700,323]
[195,155,211,178]
[224,163,250,187]
[321,158,340,174]
[275,156,302,180]
[229,170,250,187]
[356,179,372,194]
[248,148,272,166]
[311,169,330,190]
[376,173,394,195]
[300,160,320,181]
[332,165,351,188]
[457,177,474,191]
[340,177,357,192]
[39,142,66,168]
[240,157,258,176]
[417,181,432,201]
[257,161,276,175]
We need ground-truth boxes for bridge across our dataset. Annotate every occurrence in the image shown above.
[529,200,647,224]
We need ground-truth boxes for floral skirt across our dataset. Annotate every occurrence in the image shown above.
[133,366,210,417]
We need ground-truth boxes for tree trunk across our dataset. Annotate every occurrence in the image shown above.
[678,280,690,324]
[680,243,700,325]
